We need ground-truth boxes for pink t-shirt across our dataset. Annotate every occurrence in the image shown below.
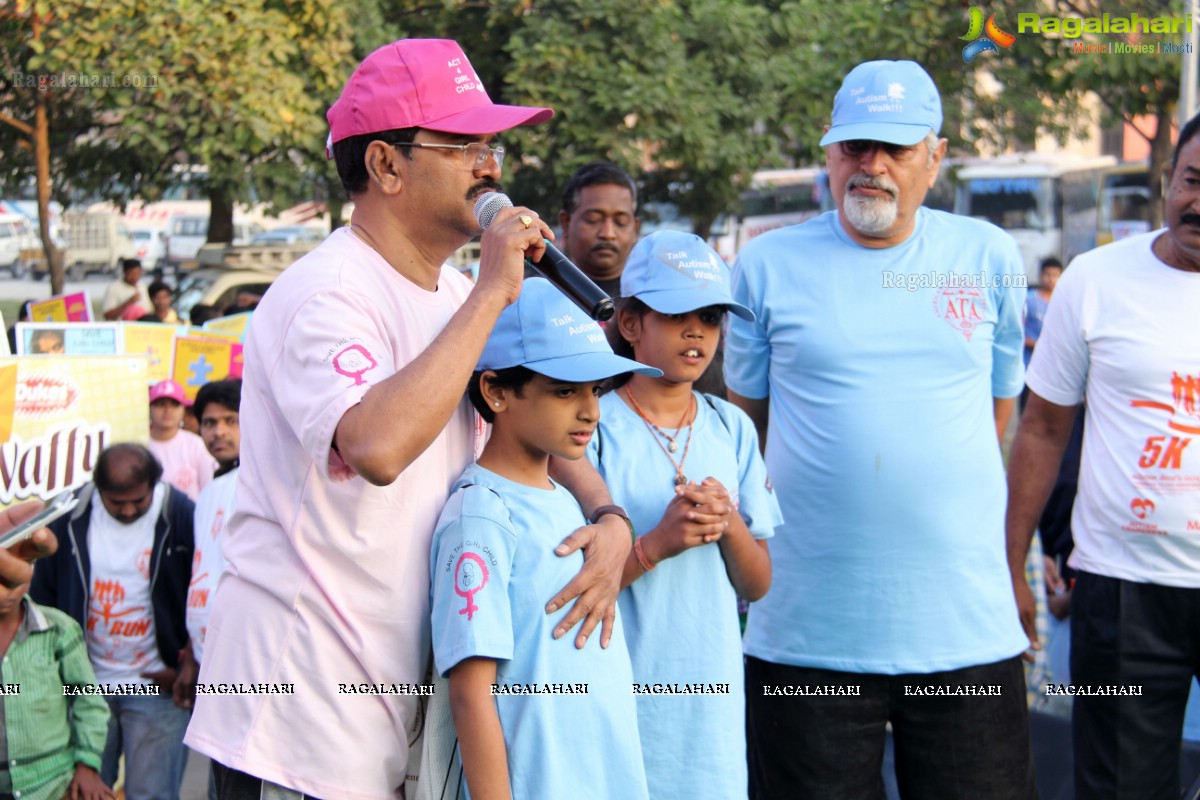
[148,431,215,501]
[184,229,477,800]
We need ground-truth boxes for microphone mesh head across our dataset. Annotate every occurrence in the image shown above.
[473,192,513,230]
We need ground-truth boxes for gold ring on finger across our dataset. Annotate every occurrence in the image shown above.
[520,215,533,229]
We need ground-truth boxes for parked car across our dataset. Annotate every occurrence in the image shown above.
[130,227,168,270]
[249,225,326,246]
[0,212,39,278]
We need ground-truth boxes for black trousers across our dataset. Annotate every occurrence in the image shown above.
[1071,570,1200,799]
[745,655,1037,800]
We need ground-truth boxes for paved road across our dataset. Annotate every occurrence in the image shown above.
[0,272,109,302]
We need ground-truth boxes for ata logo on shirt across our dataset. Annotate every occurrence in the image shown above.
[135,548,151,580]
[454,551,490,621]
[933,286,988,341]
[332,344,379,387]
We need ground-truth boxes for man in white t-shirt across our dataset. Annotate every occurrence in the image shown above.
[102,259,152,321]
[176,378,241,704]
[1008,116,1200,799]
[185,39,637,800]
[31,443,196,800]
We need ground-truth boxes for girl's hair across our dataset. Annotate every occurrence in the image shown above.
[605,298,652,390]
[468,366,537,423]
[605,297,727,390]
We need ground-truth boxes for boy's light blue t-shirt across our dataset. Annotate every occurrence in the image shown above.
[588,391,781,800]
[429,462,649,800]
[724,208,1028,674]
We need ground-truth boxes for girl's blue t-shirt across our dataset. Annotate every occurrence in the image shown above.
[588,391,781,800]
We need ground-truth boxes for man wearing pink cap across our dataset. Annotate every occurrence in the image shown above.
[185,39,635,800]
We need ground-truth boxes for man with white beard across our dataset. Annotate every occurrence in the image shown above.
[725,60,1035,799]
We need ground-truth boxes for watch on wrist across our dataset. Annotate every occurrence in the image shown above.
[590,504,635,539]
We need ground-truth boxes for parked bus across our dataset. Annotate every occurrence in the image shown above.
[709,168,831,261]
[1097,160,1161,246]
[954,153,1115,282]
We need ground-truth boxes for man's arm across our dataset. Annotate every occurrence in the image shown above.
[994,396,1015,445]
[728,391,769,457]
[335,213,546,486]
[545,456,629,649]
[1005,392,1079,659]
[449,658,511,800]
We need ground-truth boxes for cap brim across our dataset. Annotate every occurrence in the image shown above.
[422,104,554,135]
[820,122,931,147]
[525,352,662,382]
[639,290,756,322]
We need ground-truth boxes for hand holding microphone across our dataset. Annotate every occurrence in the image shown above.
[474,192,615,322]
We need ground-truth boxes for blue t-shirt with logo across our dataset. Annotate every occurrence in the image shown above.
[725,208,1028,673]
[587,391,781,800]
[430,463,648,800]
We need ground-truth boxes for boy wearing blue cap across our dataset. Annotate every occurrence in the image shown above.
[429,278,657,800]
[595,230,780,800]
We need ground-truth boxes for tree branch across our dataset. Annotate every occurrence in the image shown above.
[0,111,33,137]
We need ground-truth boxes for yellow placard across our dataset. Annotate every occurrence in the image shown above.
[122,323,178,385]
[202,312,252,341]
[0,363,16,443]
[172,338,237,401]
[30,297,68,323]
[0,356,149,507]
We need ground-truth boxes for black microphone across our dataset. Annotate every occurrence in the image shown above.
[473,192,615,322]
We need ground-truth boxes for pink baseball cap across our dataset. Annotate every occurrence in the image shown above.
[149,379,189,406]
[326,39,553,153]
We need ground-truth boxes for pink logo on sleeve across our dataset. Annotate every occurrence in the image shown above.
[332,344,379,386]
[454,551,490,621]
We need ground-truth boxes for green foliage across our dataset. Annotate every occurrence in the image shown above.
[2,0,1180,246]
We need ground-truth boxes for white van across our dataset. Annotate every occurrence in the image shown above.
[0,212,39,278]
[167,216,264,271]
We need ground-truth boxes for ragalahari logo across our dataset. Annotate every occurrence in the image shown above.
[962,8,1017,63]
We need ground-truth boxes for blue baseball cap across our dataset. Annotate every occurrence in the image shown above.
[478,278,661,381]
[620,231,755,321]
[819,60,942,147]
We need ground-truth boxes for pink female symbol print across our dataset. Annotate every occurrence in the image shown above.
[332,344,378,386]
[454,552,490,621]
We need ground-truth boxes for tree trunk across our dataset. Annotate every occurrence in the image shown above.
[32,15,64,295]
[207,186,234,244]
[1148,109,1174,230]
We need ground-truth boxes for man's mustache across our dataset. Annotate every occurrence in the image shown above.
[846,175,898,199]
[1180,212,1200,227]
[468,179,503,200]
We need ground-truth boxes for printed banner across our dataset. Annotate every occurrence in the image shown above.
[15,322,123,356]
[202,311,252,342]
[0,356,149,508]
[30,291,93,323]
[122,323,179,385]
[172,337,242,401]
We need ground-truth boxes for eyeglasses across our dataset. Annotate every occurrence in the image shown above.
[390,141,505,169]
[840,140,918,160]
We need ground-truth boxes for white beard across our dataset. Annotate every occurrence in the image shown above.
[842,192,899,236]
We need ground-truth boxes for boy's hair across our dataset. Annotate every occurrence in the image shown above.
[468,366,538,423]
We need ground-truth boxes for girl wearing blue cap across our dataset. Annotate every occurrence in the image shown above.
[592,230,780,800]
[429,278,658,800]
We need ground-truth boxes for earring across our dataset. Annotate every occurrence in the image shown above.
[494,401,500,407]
